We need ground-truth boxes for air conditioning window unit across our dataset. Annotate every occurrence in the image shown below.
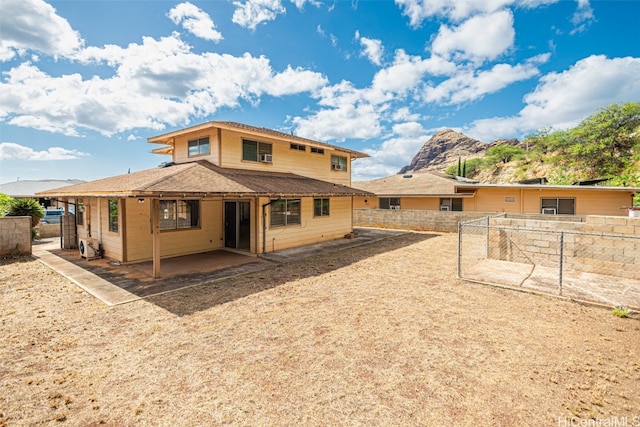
[260,154,273,163]
[542,208,557,215]
[390,205,400,210]
[332,164,343,170]
[440,206,450,211]
[79,238,100,260]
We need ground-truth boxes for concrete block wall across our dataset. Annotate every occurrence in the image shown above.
[0,216,32,256]
[353,209,491,233]
[37,223,61,238]
[488,216,640,279]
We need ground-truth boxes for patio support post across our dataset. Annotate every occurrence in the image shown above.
[152,198,161,278]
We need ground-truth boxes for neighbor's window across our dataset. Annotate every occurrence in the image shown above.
[379,198,401,210]
[314,198,330,217]
[242,139,272,162]
[541,198,575,215]
[76,199,84,225]
[108,199,119,232]
[159,200,200,230]
[331,155,347,171]
[290,143,306,151]
[188,137,210,157]
[311,147,325,155]
[270,199,301,227]
[440,198,463,212]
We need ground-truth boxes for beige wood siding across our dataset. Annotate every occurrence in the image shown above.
[472,188,523,213]
[401,197,440,210]
[218,129,353,186]
[172,130,221,165]
[261,196,353,253]
[98,198,123,261]
[124,198,224,262]
[521,189,634,216]
[353,196,377,209]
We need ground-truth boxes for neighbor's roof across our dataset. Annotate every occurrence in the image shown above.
[354,171,640,196]
[147,121,369,159]
[353,172,463,197]
[36,161,372,198]
[0,179,86,197]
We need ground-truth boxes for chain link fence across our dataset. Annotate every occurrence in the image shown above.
[458,214,640,310]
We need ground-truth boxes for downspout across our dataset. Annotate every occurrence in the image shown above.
[261,197,281,254]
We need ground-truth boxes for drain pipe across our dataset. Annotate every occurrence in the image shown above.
[261,198,280,254]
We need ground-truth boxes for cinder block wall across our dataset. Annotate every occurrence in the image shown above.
[37,223,61,238]
[488,216,640,279]
[0,216,32,256]
[353,209,491,232]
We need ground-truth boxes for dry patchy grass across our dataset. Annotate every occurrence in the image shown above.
[1,232,638,426]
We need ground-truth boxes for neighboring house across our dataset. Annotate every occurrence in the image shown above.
[37,121,370,276]
[0,179,84,210]
[353,171,639,216]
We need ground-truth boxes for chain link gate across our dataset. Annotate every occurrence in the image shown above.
[458,215,640,310]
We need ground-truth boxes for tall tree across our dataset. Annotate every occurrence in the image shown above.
[569,102,640,174]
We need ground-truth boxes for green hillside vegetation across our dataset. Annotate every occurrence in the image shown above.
[447,103,640,191]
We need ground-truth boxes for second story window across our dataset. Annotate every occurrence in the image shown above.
[290,143,306,151]
[311,147,325,155]
[243,139,272,162]
[188,137,210,157]
[331,155,347,171]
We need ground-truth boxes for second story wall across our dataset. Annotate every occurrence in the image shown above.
[172,129,221,165]
[218,128,353,186]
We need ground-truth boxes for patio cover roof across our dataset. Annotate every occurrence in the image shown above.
[36,161,372,199]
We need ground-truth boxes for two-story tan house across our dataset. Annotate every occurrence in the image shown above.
[38,121,370,276]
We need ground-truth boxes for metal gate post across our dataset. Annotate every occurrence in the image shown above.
[558,231,564,295]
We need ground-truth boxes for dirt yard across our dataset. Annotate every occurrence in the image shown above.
[1,232,638,426]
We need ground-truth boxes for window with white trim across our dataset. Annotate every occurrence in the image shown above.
[270,199,301,227]
[108,199,119,232]
[440,198,463,212]
[541,198,575,215]
[379,198,400,210]
[188,137,210,157]
[314,198,330,217]
[242,139,272,162]
[331,155,347,171]
[159,200,200,230]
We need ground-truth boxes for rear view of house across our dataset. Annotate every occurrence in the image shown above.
[38,121,370,275]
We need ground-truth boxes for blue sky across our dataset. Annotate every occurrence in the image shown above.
[1,0,639,184]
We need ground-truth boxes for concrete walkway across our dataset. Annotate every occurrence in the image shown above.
[31,228,406,306]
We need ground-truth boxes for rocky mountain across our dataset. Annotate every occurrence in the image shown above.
[398,129,520,174]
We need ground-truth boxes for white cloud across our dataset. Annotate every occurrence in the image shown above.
[292,103,383,142]
[394,0,512,26]
[465,55,640,141]
[372,50,456,95]
[0,142,88,161]
[394,0,557,26]
[232,0,286,30]
[0,0,84,61]
[431,10,515,63]
[290,0,321,10]
[356,32,384,66]
[570,0,594,35]
[0,34,328,136]
[168,2,223,42]
[423,60,541,104]
[352,122,429,180]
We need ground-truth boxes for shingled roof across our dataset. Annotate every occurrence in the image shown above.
[36,161,371,198]
[353,171,464,197]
